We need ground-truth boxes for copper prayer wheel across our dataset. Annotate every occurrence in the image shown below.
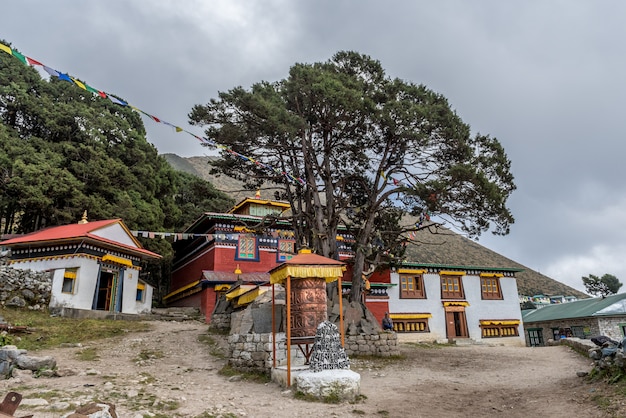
[289,277,327,337]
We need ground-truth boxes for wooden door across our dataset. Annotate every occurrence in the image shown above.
[445,309,468,339]
[96,271,116,311]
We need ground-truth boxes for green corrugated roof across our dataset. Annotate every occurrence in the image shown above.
[522,293,626,322]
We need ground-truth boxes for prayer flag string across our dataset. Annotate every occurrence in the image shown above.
[0,42,306,186]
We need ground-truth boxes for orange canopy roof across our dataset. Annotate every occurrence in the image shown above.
[269,250,345,284]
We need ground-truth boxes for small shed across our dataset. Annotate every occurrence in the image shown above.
[522,293,626,346]
[1,216,161,316]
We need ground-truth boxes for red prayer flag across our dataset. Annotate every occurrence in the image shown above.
[26,56,43,66]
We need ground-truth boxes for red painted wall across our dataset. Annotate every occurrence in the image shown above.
[369,269,391,283]
[213,247,280,273]
[366,300,390,327]
[168,291,202,308]
[200,288,219,322]
[171,246,215,289]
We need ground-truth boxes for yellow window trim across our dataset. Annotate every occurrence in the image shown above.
[64,271,77,279]
[480,320,520,326]
[102,254,133,267]
[440,270,465,276]
[137,282,146,290]
[390,313,432,320]
[480,273,504,278]
[442,301,470,307]
[398,269,426,274]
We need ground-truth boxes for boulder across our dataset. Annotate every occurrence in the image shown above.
[63,402,117,418]
[15,354,56,371]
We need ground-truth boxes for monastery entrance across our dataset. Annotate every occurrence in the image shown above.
[444,306,469,339]
[95,270,119,311]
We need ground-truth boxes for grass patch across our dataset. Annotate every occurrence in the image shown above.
[194,411,238,418]
[350,394,367,404]
[152,399,180,411]
[139,372,156,384]
[30,389,65,400]
[294,390,341,404]
[218,364,270,383]
[207,326,230,336]
[294,381,357,404]
[0,332,14,347]
[135,349,165,362]
[350,354,403,370]
[75,347,99,361]
[1,307,151,351]
[591,393,612,410]
[402,341,451,349]
[198,334,226,358]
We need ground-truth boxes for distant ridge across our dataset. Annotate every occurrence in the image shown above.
[162,154,255,201]
[163,153,588,299]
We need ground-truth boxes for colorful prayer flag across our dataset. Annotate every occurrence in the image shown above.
[11,50,27,65]
[26,56,43,66]
[43,65,60,77]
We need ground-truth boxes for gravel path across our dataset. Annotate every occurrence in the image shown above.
[0,320,618,418]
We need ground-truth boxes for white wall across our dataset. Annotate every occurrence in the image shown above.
[10,256,152,314]
[91,223,138,247]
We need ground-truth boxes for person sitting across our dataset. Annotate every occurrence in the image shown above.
[382,312,393,331]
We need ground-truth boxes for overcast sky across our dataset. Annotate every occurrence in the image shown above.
[3,1,626,293]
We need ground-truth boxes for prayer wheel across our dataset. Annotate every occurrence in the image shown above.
[289,277,327,337]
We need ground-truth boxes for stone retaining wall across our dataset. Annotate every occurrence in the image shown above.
[211,312,231,330]
[344,331,399,357]
[0,258,52,310]
[228,330,399,374]
[228,332,304,373]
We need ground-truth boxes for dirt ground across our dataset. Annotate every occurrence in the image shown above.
[2,319,625,418]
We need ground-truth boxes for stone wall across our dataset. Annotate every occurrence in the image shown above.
[560,336,626,382]
[228,330,400,374]
[0,254,52,310]
[524,316,626,346]
[211,312,232,331]
[228,332,307,373]
[597,317,626,342]
[344,331,399,357]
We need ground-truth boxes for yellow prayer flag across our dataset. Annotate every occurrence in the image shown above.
[176,126,183,132]
[0,43,12,55]
[70,77,87,90]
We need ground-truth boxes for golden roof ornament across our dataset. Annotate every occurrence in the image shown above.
[78,210,88,224]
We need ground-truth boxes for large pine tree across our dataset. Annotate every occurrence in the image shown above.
[190,51,516,301]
